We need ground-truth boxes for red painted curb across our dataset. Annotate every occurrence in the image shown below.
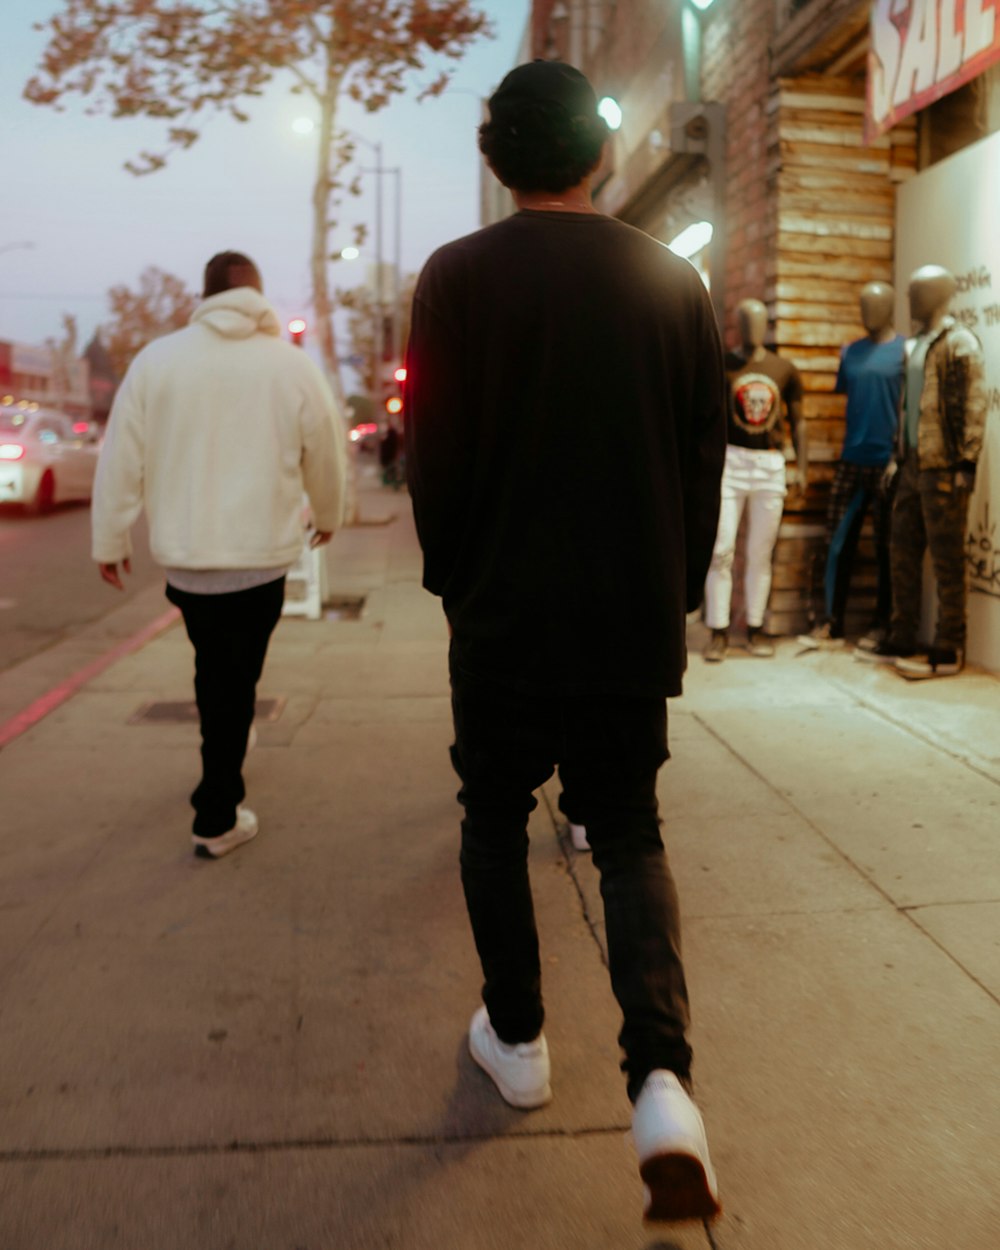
[0,607,181,751]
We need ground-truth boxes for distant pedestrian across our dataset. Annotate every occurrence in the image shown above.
[406,62,727,1223]
[379,419,403,488]
[92,251,346,857]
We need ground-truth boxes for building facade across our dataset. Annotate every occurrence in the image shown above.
[522,0,1000,667]
[0,338,92,421]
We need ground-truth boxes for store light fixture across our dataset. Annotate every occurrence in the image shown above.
[598,97,623,131]
[689,0,716,10]
[667,220,714,259]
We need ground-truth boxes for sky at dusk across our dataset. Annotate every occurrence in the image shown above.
[0,1,530,353]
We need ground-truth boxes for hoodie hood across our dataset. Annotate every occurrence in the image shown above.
[190,286,282,340]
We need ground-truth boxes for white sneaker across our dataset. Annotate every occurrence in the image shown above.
[468,1005,552,1108]
[192,806,259,859]
[569,822,591,852]
[632,1070,721,1222]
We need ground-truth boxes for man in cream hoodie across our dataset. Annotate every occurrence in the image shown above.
[92,251,346,858]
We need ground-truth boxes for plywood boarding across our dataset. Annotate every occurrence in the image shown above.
[761,74,915,634]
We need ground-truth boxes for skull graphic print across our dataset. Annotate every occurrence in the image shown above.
[733,373,782,436]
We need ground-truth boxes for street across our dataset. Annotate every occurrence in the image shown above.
[0,501,160,673]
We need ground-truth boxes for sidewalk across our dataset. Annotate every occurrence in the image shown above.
[1,469,998,1249]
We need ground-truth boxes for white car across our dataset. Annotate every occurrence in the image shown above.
[0,407,102,513]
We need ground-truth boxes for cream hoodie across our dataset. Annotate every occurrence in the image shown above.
[92,287,346,568]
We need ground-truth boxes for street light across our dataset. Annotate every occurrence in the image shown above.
[345,130,403,391]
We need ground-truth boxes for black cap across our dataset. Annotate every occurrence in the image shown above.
[488,60,599,120]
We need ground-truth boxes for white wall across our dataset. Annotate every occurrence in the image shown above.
[896,129,1000,672]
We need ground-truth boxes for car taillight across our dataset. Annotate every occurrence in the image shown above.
[0,443,25,460]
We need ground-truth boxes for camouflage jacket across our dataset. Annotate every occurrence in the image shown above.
[902,316,986,469]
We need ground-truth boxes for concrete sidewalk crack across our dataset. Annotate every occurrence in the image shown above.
[540,789,610,970]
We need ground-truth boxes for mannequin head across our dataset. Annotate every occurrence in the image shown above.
[736,298,768,352]
[908,265,957,329]
[859,282,894,337]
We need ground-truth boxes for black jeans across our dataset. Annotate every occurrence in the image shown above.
[450,653,692,1101]
[165,578,285,837]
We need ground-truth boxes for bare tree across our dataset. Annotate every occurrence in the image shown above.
[102,266,199,377]
[25,0,492,404]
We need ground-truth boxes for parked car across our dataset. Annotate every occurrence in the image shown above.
[0,406,102,514]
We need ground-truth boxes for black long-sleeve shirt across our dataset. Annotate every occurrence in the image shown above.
[405,209,726,699]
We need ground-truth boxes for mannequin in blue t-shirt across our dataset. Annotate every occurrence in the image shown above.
[801,282,904,648]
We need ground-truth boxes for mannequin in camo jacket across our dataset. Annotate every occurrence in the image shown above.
[858,265,985,679]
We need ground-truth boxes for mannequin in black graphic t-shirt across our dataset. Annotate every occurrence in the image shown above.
[703,298,807,660]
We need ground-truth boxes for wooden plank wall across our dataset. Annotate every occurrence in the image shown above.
[762,74,916,635]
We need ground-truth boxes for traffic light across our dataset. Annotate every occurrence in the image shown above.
[288,317,307,347]
[385,395,403,416]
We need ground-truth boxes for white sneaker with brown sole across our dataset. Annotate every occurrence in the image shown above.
[192,806,259,859]
[632,1070,721,1223]
[468,1006,552,1108]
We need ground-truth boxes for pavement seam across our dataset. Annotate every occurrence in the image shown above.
[821,672,1000,788]
[692,711,1000,1014]
[0,1124,631,1164]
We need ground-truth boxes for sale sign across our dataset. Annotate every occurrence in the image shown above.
[867,0,1000,141]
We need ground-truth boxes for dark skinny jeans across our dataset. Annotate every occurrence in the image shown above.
[449,652,692,1102]
[166,578,285,837]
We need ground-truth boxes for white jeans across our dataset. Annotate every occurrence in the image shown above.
[704,446,786,630]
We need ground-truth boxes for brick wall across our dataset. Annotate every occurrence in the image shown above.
[701,0,776,344]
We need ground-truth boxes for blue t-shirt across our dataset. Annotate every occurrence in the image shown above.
[835,335,905,466]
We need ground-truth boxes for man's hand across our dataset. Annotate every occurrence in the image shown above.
[309,530,333,549]
[881,459,899,494]
[99,558,131,590]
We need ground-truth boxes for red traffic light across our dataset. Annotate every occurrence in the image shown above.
[288,317,307,346]
[393,366,407,383]
[385,396,403,415]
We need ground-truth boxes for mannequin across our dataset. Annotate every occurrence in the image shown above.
[801,281,904,649]
[858,265,985,678]
[703,298,807,660]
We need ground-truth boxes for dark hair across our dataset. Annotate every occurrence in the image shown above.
[202,251,262,298]
[478,99,609,193]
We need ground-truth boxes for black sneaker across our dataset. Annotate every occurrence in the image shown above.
[854,638,916,665]
[895,647,964,679]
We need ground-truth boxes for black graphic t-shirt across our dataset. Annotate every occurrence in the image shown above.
[725,348,803,451]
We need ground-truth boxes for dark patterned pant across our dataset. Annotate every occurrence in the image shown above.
[824,460,892,633]
[890,454,972,651]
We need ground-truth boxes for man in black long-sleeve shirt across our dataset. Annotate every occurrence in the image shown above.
[405,60,727,1224]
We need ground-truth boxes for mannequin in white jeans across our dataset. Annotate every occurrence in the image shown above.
[704,299,808,660]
